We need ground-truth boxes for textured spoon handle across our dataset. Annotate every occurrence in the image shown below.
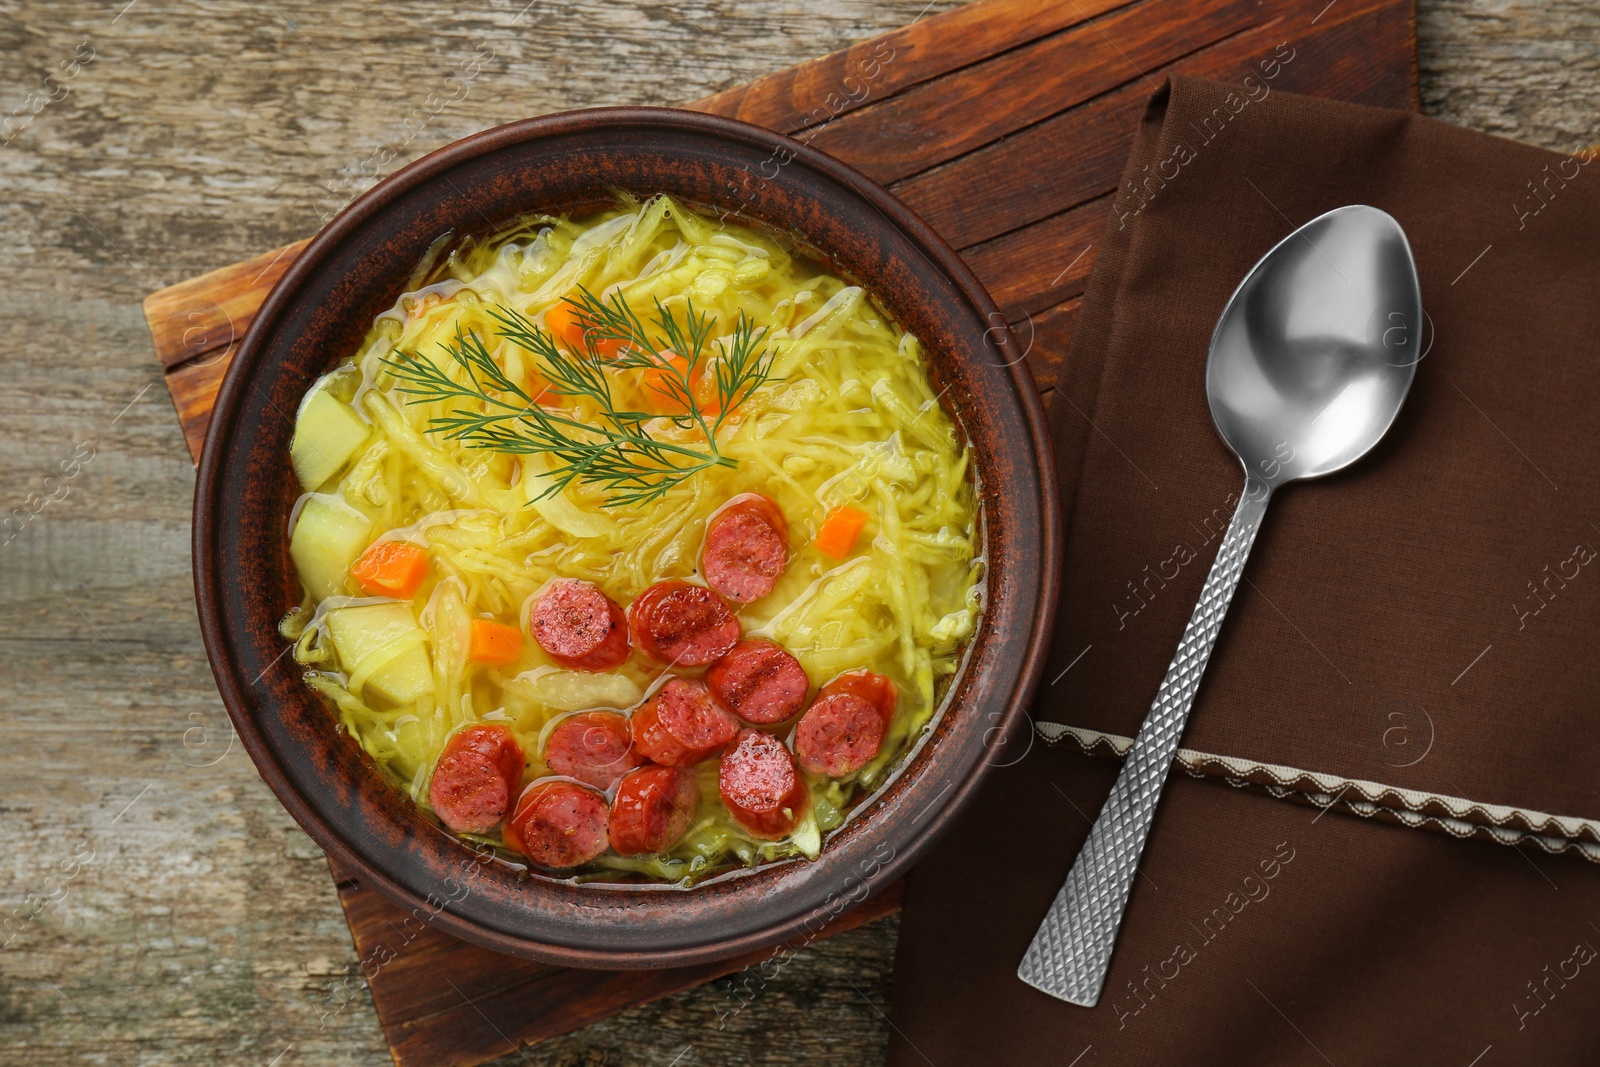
[1017,475,1271,1007]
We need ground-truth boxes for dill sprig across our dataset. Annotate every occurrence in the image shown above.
[379,287,776,508]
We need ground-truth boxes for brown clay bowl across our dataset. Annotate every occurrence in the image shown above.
[193,107,1061,969]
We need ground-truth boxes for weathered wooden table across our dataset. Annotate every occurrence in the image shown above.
[1,2,1595,1065]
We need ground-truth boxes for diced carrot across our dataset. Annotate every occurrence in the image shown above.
[696,364,722,418]
[545,299,622,358]
[545,301,584,349]
[814,506,869,559]
[527,369,555,406]
[350,540,429,598]
[642,351,720,416]
[469,619,524,666]
[643,350,692,413]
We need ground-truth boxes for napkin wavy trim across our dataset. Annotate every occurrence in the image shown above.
[1034,721,1600,863]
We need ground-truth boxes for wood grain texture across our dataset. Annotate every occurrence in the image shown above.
[1,2,1592,1066]
[332,865,904,1067]
[891,0,1421,251]
[143,240,310,368]
[691,0,1133,134]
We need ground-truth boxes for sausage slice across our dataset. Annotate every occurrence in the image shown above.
[543,711,643,791]
[718,728,810,839]
[706,639,809,724]
[631,677,740,767]
[530,578,631,670]
[794,670,899,777]
[428,723,525,833]
[609,765,700,856]
[702,494,789,603]
[627,580,741,666]
[503,780,610,869]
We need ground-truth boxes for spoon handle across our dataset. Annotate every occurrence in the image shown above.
[1018,475,1272,1007]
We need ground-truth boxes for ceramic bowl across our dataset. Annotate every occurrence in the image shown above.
[193,107,1060,968]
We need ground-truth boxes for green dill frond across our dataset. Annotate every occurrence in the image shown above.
[383,287,775,508]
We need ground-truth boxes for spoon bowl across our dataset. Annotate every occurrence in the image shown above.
[1207,204,1421,484]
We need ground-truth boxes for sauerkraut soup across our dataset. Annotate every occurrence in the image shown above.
[281,195,982,884]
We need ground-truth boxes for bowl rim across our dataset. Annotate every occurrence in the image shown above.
[193,105,1063,967]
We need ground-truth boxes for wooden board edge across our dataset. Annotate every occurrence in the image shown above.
[143,237,311,369]
[325,852,902,1067]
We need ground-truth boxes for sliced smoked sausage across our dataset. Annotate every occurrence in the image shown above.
[428,723,526,833]
[543,711,642,791]
[718,728,810,839]
[530,578,631,670]
[793,670,898,777]
[609,764,700,856]
[631,677,740,767]
[705,639,809,724]
[701,493,789,603]
[627,580,741,667]
[502,780,610,868]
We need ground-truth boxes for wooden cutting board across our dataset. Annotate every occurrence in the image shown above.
[142,0,1417,1062]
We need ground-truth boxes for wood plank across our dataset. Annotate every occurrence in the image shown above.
[142,239,310,367]
[330,859,904,1067]
[941,0,1419,313]
[690,0,1132,134]
[166,349,236,462]
[1016,298,1082,396]
[803,0,1270,184]
[891,0,1418,249]
[966,194,1108,314]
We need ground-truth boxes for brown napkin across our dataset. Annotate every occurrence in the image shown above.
[889,76,1600,1065]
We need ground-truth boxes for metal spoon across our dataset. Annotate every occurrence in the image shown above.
[1017,205,1422,1007]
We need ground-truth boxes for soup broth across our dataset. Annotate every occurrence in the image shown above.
[282,195,982,883]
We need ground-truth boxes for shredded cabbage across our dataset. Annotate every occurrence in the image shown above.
[284,196,983,883]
